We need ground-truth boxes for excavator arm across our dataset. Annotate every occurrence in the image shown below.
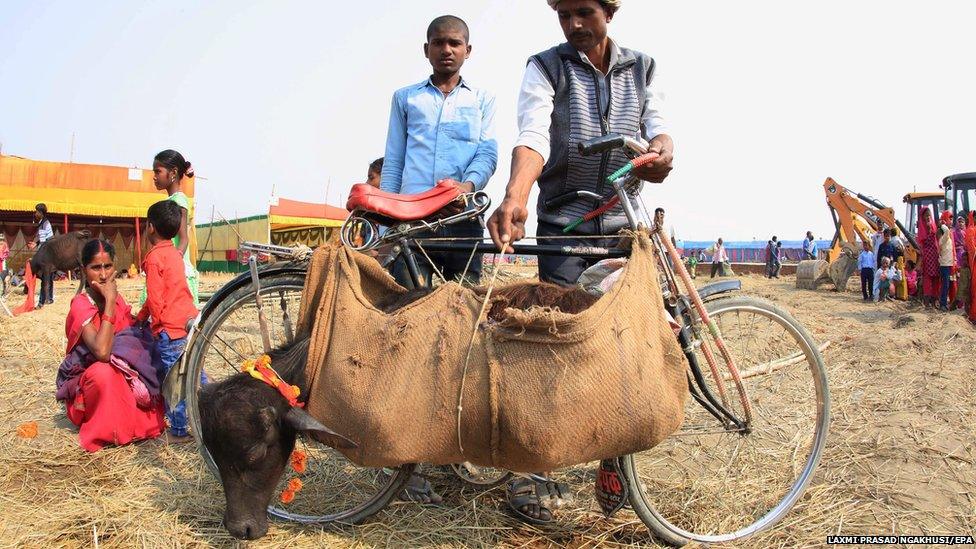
[822,177,919,264]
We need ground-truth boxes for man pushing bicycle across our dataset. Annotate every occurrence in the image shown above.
[486,0,675,523]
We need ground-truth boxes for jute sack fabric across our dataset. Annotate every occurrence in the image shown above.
[296,231,687,473]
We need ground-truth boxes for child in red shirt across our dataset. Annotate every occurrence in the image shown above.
[137,200,199,440]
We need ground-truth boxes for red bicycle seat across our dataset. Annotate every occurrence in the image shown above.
[346,181,462,222]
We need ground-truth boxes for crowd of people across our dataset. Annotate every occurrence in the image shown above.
[852,209,974,314]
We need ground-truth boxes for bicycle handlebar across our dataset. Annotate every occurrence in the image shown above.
[543,189,602,211]
[578,134,626,156]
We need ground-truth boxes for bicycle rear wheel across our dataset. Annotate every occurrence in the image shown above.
[184,272,413,525]
[623,295,829,546]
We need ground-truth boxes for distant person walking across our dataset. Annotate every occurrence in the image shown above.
[765,237,777,278]
[710,238,728,279]
[33,203,56,307]
[770,241,783,278]
[802,231,817,260]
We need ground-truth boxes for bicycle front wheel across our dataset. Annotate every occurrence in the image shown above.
[184,272,413,525]
[624,295,830,546]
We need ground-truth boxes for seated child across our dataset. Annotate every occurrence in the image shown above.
[905,260,918,297]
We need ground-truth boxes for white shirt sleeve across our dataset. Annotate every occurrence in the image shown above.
[514,61,555,165]
[643,63,668,140]
[515,56,669,162]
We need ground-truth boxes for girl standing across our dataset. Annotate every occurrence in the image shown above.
[149,149,199,305]
[916,207,940,307]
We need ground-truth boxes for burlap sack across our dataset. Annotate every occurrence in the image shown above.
[296,232,687,473]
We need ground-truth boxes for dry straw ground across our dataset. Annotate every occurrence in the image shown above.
[1,273,973,548]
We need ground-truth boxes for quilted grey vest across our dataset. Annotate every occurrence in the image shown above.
[530,42,655,234]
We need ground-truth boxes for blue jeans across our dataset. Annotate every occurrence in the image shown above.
[153,331,190,436]
[940,266,952,308]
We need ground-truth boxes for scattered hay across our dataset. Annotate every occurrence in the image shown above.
[0,274,973,547]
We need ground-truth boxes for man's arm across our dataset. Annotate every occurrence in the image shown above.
[486,63,553,252]
[487,146,544,253]
[379,91,407,194]
[460,93,499,192]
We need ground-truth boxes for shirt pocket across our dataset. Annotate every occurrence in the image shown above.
[448,106,482,142]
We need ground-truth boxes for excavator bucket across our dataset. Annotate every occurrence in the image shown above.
[796,259,829,290]
[797,242,859,291]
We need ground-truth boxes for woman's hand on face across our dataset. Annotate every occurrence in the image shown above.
[89,277,118,302]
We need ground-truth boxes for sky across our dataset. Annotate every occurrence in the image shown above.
[2,0,975,241]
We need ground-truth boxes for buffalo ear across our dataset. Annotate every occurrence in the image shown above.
[284,407,358,449]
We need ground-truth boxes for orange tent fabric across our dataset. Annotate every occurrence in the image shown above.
[0,154,195,218]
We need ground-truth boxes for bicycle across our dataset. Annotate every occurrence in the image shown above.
[179,134,829,545]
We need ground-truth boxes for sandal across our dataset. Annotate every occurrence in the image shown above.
[506,477,555,525]
[399,472,443,505]
[536,479,575,510]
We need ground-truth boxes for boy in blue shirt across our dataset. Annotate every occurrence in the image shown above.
[858,241,876,301]
[381,15,498,288]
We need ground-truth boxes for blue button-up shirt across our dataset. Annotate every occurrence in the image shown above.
[380,78,497,195]
[858,250,875,270]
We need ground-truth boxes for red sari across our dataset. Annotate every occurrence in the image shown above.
[967,212,976,321]
[64,293,165,452]
[917,208,940,299]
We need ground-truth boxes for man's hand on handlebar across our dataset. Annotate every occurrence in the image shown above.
[633,136,674,183]
[487,197,528,254]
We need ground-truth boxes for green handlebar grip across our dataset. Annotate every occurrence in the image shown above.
[606,162,635,183]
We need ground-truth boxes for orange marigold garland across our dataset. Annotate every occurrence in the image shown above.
[280,489,296,504]
[290,449,308,474]
[241,354,304,408]
[280,450,308,504]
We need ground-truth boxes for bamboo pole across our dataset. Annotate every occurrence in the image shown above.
[725,341,831,381]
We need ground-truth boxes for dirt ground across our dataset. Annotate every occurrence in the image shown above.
[0,272,973,548]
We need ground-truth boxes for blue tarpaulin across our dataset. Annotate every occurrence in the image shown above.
[676,240,832,263]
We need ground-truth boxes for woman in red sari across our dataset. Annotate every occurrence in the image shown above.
[967,211,976,322]
[55,239,165,452]
[916,207,940,307]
